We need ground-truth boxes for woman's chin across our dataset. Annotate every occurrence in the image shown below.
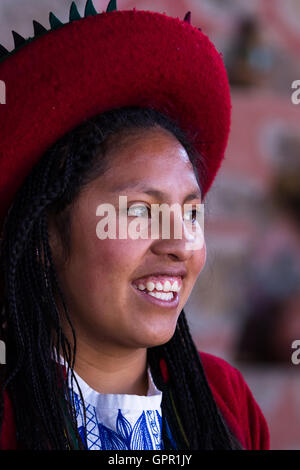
[130,323,178,349]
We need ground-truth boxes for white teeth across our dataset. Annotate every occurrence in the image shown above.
[163,280,171,292]
[146,281,155,291]
[163,292,173,300]
[136,279,181,292]
[171,280,179,292]
[148,291,174,301]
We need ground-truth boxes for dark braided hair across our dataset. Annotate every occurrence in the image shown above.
[0,106,243,449]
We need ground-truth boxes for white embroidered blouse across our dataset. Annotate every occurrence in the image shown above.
[68,366,169,450]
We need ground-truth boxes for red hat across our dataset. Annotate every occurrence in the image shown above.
[0,0,231,232]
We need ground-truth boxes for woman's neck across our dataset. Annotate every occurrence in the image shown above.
[69,341,149,396]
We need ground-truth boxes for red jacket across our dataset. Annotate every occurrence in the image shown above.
[0,351,270,450]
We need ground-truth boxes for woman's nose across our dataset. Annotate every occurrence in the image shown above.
[150,210,204,261]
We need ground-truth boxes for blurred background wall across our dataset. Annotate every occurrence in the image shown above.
[0,0,299,450]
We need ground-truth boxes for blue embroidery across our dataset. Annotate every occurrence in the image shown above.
[70,389,164,450]
[116,409,131,447]
[98,420,128,449]
[130,411,155,449]
[147,410,161,447]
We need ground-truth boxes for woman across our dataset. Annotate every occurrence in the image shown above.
[0,0,269,450]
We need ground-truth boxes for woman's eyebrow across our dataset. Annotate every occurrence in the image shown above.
[111,181,202,203]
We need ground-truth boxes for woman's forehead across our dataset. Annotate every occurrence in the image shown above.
[92,163,201,206]
[104,127,192,175]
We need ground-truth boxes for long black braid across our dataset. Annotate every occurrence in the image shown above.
[0,106,243,449]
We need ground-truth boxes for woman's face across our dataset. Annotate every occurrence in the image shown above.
[49,126,206,352]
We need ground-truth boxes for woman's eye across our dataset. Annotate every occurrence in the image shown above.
[127,204,150,218]
[183,209,200,224]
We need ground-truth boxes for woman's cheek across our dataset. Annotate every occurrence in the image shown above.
[96,236,149,266]
[185,241,207,299]
[199,240,207,272]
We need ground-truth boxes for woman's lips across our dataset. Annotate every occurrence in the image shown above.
[131,283,179,308]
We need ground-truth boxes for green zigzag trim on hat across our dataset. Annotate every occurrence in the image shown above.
[0,0,117,64]
[0,1,195,65]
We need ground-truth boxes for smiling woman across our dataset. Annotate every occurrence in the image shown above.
[0,1,269,451]
[47,107,207,380]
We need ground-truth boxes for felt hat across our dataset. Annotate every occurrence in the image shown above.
[0,0,231,233]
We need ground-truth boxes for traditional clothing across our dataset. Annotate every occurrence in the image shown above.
[69,366,166,450]
[0,351,269,450]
